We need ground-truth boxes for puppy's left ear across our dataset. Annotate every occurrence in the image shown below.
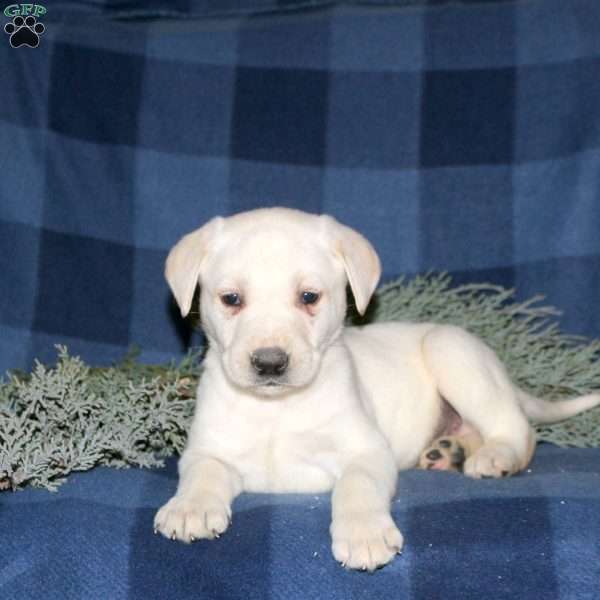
[321,215,381,316]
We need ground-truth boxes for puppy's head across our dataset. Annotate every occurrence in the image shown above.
[165,208,380,397]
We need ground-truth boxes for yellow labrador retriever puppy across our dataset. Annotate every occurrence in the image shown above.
[154,207,600,571]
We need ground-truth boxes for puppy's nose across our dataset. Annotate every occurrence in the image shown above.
[250,347,289,376]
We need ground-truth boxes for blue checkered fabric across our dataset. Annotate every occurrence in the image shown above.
[2,0,600,374]
[3,3,600,598]
[3,444,600,599]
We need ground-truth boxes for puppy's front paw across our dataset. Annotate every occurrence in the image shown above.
[330,512,403,571]
[154,493,231,543]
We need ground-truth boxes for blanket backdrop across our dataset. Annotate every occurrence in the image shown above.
[1,0,600,598]
[2,0,600,374]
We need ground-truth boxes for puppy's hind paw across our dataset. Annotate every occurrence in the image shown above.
[463,443,519,479]
[418,436,466,472]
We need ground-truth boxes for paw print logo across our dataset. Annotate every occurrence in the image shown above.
[4,15,45,48]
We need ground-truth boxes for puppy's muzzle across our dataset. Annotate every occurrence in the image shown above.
[250,347,289,378]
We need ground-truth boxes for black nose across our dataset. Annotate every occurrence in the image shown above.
[250,347,289,376]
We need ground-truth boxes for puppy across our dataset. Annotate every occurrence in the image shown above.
[154,207,600,571]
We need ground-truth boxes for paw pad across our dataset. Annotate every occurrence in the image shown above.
[419,437,466,472]
[4,15,45,48]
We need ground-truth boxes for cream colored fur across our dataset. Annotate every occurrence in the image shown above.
[154,207,600,571]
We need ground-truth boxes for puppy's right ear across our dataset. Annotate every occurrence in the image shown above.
[165,217,224,318]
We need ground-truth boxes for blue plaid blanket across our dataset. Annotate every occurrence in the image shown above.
[2,2,600,598]
[1,0,600,375]
[3,444,600,599]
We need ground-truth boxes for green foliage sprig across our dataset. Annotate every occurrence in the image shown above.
[2,274,599,492]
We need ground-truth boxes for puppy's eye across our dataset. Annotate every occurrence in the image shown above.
[300,291,320,305]
[221,293,242,307]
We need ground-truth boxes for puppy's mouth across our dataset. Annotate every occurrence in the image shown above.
[254,378,290,389]
[250,377,302,396]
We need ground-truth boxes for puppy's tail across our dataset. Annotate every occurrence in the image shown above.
[518,390,600,424]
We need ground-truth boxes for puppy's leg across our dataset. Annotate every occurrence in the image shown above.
[330,447,403,571]
[154,453,242,543]
[422,325,535,479]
